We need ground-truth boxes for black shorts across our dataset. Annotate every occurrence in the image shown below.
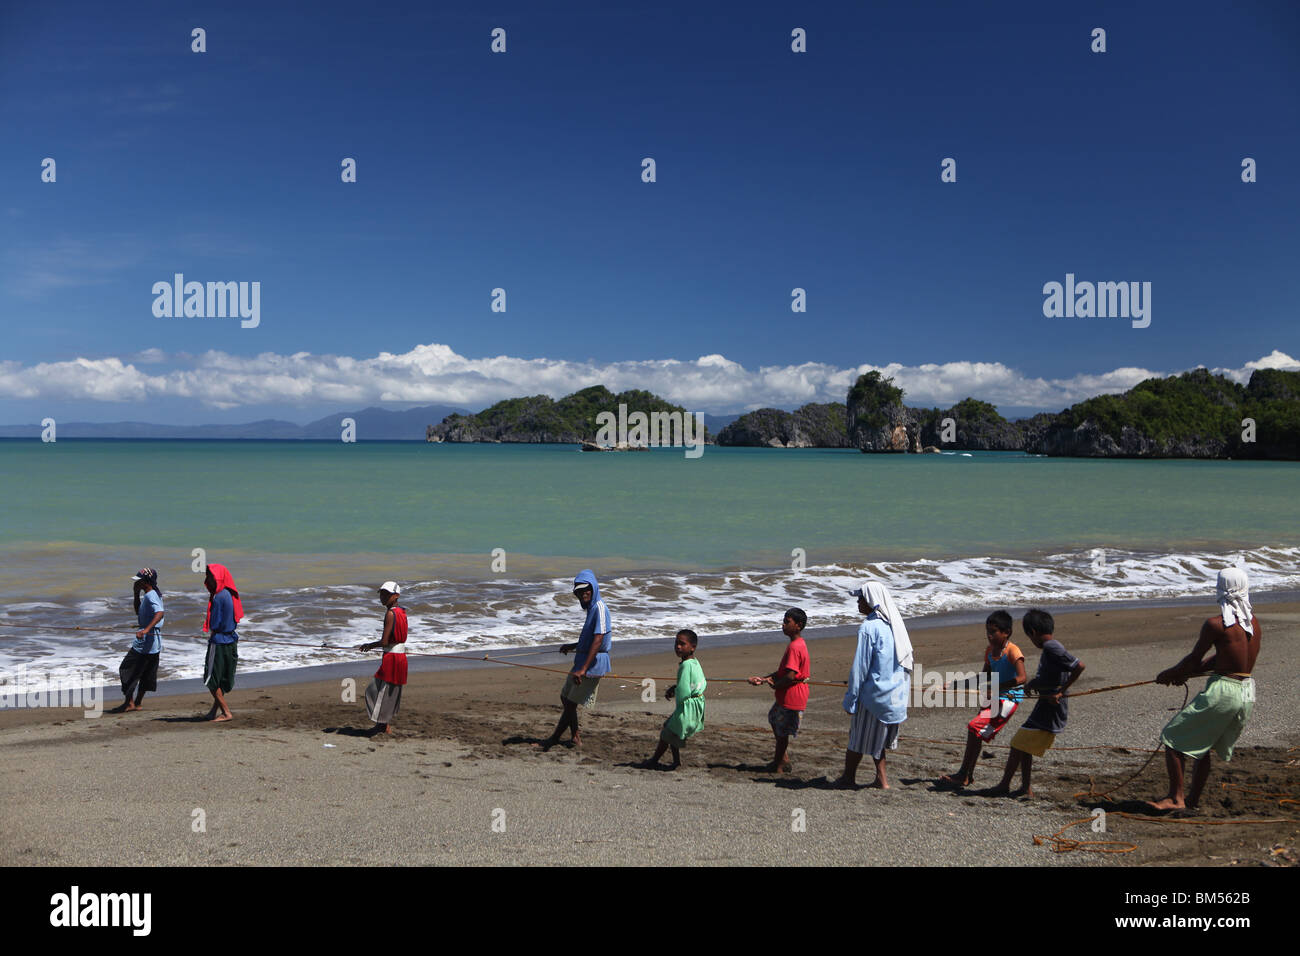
[120,649,159,697]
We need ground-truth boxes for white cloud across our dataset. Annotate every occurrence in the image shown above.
[0,345,1295,414]
[1211,350,1300,382]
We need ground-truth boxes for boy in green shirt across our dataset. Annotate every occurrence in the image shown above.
[642,629,706,770]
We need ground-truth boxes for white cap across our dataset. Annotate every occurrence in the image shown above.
[378,581,400,595]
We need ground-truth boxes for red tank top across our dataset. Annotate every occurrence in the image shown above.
[375,606,409,684]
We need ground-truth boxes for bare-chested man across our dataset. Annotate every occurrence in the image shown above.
[1148,568,1260,811]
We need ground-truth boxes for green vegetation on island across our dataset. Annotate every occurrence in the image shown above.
[427,385,708,444]
[424,368,1300,459]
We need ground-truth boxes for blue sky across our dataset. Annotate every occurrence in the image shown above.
[2,0,1298,423]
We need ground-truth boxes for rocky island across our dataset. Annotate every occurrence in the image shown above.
[837,367,1299,459]
[427,369,1299,459]
[426,385,709,446]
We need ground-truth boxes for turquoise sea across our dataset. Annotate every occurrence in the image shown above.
[0,440,1296,685]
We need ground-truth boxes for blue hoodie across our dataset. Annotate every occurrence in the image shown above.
[571,569,611,677]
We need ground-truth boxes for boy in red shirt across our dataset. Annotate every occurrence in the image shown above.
[748,608,811,773]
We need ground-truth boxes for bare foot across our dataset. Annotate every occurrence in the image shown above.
[571,735,582,750]
[214,713,233,722]
[532,736,560,751]
[1146,797,1185,811]
[937,773,971,789]
[764,760,791,774]
[125,702,142,712]
[204,706,219,721]
[1011,785,1032,798]
[110,702,130,714]
[865,779,888,789]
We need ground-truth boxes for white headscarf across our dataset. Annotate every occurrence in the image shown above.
[859,580,914,672]
[1216,567,1255,636]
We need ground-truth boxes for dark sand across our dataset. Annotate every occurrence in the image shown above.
[2,602,1297,865]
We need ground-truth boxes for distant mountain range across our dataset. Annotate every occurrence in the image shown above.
[0,405,468,440]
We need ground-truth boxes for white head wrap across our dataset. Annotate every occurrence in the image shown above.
[859,580,914,672]
[1216,567,1255,636]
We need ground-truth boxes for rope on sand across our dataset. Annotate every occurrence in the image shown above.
[8,621,1293,857]
[1220,783,1300,808]
[1041,688,1300,854]
[1066,685,1189,806]
[1033,810,1290,855]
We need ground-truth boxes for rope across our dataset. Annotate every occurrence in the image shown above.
[9,622,1293,857]
[1070,684,1189,802]
[1220,783,1300,808]
[444,655,1167,696]
[0,622,144,635]
[438,652,849,686]
[0,623,1193,701]
[1061,679,1157,698]
[0,620,352,651]
[1033,817,1139,854]
[1038,686,1300,855]
[1032,809,1290,854]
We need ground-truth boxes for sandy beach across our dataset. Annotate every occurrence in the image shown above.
[3,601,1297,867]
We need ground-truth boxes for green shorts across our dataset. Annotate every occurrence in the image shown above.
[1161,675,1254,761]
[562,673,600,708]
[203,641,238,694]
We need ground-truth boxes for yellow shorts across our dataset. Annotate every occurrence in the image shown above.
[1010,727,1056,757]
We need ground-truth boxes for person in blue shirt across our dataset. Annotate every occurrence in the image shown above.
[833,580,913,790]
[201,563,243,722]
[113,568,164,713]
[536,570,611,751]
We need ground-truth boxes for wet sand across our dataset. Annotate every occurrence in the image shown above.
[2,602,1297,866]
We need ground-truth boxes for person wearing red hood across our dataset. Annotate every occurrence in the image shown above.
[202,563,243,722]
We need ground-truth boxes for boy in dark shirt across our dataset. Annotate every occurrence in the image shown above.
[988,608,1084,797]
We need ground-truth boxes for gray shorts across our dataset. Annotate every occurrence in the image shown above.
[562,673,600,708]
[768,703,803,738]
